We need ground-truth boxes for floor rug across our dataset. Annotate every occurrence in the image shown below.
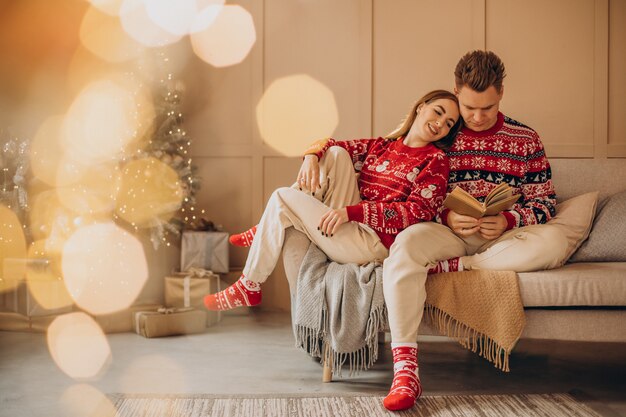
[107,392,608,417]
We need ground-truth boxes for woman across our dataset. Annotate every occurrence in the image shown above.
[204,89,461,313]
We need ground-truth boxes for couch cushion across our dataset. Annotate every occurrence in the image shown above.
[569,190,626,262]
[546,192,598,266]
[517,262,626,307]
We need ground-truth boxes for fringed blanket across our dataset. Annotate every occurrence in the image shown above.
[293,241,387,377]
[293,243,526,376]
[424,269,526,372]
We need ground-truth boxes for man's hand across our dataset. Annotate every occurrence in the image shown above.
[479,214,508,240]
[447,210,481,237]
[319,208,349,236]
[297,155,320,192]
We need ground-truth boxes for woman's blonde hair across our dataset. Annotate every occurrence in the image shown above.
[385,89,463,151]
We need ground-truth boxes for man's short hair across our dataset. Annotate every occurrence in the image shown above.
[454,50,506,93]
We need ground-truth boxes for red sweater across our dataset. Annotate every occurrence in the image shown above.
[311,138,449,248]
[440,112,556,229]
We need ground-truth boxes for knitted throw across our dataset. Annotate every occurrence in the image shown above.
[293,243,526,375]
[293,242,387,377]
[424,269,526,372]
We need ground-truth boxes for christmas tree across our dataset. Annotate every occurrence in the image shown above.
[134,76,202,249]
[0,136,29,230]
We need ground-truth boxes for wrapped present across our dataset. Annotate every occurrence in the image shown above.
[90,304,162,334]
[181,231,229,273]
[0,312,57,332]
[1,279,73,317]
[1,257,73,317]
[134,307,206,338]
[164,268,221,327]
[0,312,31,331]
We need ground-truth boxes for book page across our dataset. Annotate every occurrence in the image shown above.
[484,193,521,216]
[443,187,485,218]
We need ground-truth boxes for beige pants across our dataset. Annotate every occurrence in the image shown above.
[243,147,389,283]
[382,221,569,342]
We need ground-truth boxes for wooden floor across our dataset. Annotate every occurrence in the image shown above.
[0,310,624,417]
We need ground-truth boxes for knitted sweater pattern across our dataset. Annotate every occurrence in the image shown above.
[314,138,449,248]
[445,112,556,228]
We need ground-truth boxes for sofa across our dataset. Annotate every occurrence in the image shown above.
[281,158,626,379]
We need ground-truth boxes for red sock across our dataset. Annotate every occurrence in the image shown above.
[203,276,262,311]
[229,225,258,247]
[428,257,463,274]
[383,344,422,411]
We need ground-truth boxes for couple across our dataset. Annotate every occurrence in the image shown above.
[204,50,567,412]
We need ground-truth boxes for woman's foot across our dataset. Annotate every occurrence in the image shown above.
[383,343,422,411]
[229,225,258,247]
[428,257,463,274]
[203,276,262,311]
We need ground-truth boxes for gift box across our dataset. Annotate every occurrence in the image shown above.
[134,307,207,338]
[164,268,221,327]
[181,231,229,273]
[1,280,73,317]
[1,258,73,317]
[0,312,31,331]
[90,304,162,333]
[0,312,58,332]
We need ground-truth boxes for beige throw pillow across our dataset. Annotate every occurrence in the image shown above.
[570,190,626,262]
[547,191,599,265]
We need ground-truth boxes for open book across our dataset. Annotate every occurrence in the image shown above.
[443,182,521,218]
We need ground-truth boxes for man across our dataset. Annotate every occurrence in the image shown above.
[381,50,569,411]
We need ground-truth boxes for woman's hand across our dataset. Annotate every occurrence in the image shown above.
[318,208,349,236]
[447,210,480,237]
[296,155,320,192]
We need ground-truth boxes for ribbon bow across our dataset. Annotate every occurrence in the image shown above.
[186,267,215,278]
[157,307,193,314]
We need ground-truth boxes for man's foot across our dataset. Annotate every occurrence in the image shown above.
[383,343,422,411]
[229,225,258,247]
[203,276,262,311]
[428,257,463,274]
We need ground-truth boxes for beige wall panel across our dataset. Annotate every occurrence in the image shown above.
[264,0,371,145]
[486,0,595,155]
[184,1,258,153]
[609,0,626,153]
[192,157,254,269]
[261,157,303,312]
[373,0,481,136]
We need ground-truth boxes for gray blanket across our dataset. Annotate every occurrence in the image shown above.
[293,242,387,377]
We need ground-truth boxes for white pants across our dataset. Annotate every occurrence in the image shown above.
[382,221,569,342]
[243,147,389,283]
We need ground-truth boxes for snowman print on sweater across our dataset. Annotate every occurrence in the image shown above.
[406,167,420,182]
[376,160,390,173]
[420,184,437,199]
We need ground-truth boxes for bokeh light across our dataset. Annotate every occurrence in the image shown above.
[87,0,124,16]
[26,240,74,311]
[115,157,183,227]
[63,78,154,166]
[80,6,145,63]
[62,222,148,315]
[47,312,111,379]
[60,384,117,417]
[30,116,70,187]
[29,190,87,243]
[0,205,27,293]
[56,163,120,216]
[256,74,339,156]
[145,0,199,36]
[190,5,256,67]
[120,0,182,47]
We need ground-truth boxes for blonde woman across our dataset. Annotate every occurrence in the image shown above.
[205,90,461,313]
